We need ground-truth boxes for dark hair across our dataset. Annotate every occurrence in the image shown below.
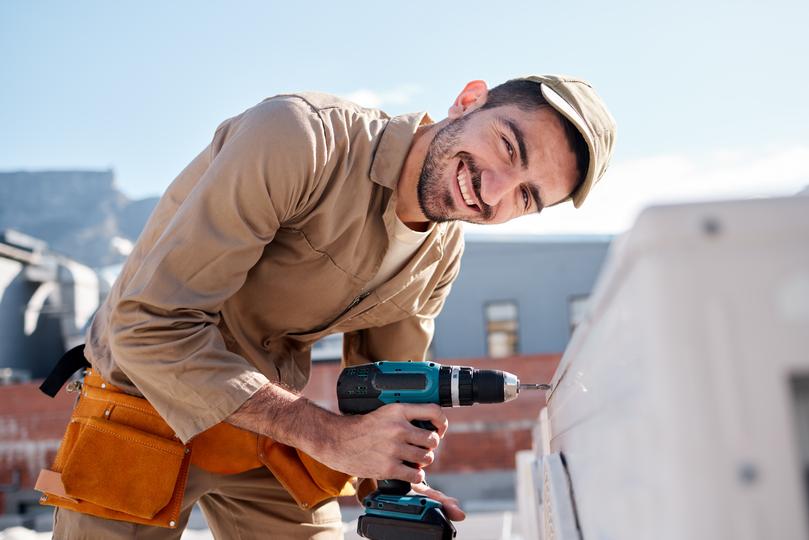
[480,79,589,199]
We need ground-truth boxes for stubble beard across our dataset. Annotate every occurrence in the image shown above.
[417,115,491,224]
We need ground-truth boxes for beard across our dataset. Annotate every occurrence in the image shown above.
[417,115,493,223]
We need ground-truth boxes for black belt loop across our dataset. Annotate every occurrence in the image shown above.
[39,344,91,398]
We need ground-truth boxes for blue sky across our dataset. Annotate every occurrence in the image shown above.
[2,0,807,233]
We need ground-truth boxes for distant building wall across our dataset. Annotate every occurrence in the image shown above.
[0,381,73,515]
[432,235,611,359]
[310,235,612,362]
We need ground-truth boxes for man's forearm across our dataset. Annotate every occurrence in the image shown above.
[226,381,336,456]
[227,380,446,484]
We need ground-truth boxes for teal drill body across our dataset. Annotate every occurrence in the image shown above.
[336,360,530,540]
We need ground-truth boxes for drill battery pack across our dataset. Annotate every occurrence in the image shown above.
[358,494,456,540]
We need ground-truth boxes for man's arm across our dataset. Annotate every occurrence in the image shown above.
[109,97,328,442]
[226,382,447,484]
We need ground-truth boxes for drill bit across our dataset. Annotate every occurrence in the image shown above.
[519,383,552,391]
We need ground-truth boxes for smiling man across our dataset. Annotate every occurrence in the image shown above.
[44,75,615,539]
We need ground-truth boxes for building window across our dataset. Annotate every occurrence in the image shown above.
[485,300,519,358]
[568,294,590,335]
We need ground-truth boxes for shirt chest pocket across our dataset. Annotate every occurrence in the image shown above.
[285,294,410,343]
[346,269,441,331]
[238,228,364,336]
[349,298,411,329]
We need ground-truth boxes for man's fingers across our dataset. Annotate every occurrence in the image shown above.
[399,446,434,467]
[411,483,466,521]
[405,425,441,450]
[390,464,424,484]
[401,404,449,437]
[441,500,466,521]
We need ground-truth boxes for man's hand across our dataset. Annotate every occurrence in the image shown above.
[411,482,466,521]
[313,402,448,484]
[226,382,448,484]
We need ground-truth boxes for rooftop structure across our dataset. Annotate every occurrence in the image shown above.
[521,196,809,539]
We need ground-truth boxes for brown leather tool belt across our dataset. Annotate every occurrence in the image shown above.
[36,369,354,529]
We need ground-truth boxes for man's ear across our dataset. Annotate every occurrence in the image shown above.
[448,80,489,119]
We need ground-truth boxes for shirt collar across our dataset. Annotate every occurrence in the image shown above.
[369,111,433,189]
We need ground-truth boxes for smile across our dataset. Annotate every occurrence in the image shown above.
[456,159,481,212]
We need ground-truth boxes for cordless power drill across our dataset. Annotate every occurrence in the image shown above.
[337,360,550,540]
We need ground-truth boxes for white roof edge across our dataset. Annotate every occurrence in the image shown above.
[463,232,614,244]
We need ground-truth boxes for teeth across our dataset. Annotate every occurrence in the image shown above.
[457,164,477,208]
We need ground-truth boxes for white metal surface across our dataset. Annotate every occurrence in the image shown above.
[516,450,542,540]
[544,196,809,540]
[539,453,580,540]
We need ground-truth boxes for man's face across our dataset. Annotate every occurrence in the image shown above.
[417,104,580,225]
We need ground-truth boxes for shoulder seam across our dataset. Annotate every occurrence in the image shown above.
[266,95,334,224]
[272,94,329,136]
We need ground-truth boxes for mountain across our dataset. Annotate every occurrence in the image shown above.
[0,170,159,268]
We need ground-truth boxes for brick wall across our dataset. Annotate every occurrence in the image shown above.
[0,382,74,512]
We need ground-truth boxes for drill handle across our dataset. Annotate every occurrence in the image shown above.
[377,419,437,495]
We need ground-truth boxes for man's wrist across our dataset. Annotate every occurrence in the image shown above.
[274,395,328,453]
[226,381,341,454]
[287,398,339,456]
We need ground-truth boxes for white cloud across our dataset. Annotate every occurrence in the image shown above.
[343,84,422,109]
[466,144,809,236]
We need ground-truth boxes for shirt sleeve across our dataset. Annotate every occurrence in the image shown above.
[342,232,465,366]
[108,96,327,442]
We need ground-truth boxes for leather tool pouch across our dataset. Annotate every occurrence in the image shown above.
[259,437,354,509]
[36,372,191,529]
[37,353,354,522]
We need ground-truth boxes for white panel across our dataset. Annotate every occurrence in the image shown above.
[539,453,580,540]
[24,281,57,335]
[61,259,100,331]
[547,196,809,540]
[516,450,542,540]
[0,259,23,303]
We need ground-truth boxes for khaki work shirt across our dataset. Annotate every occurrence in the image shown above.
[85,93,465,442]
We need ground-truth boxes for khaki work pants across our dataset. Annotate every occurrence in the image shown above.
[52,465,344,540]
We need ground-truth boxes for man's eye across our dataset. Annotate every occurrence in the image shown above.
[502,137,514,160]
[521,187,530,210]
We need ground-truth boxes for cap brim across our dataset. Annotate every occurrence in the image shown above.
[540,83,597,208]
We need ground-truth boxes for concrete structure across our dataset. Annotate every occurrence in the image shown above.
[520,196,809,539]
[0,230,104,381]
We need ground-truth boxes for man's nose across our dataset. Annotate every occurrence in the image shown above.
[479,170,517,207]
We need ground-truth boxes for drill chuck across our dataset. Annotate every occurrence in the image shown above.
[438,366,519,406]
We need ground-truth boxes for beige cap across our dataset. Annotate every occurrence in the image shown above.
[520,75,617,208]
